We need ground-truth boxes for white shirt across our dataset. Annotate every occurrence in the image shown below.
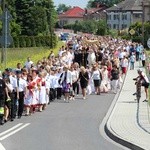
[92,70,101,80]
[141,54,146,61]
[17,78,27,92]
[25,61,33,70]
[6,83,13,93]
[60,70,72,85]
[121,58,128,67]
[9,76,17,90]
[49,75,57,89]
[71,70,79,82]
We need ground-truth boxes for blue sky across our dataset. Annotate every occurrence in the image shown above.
[53,0,88,8]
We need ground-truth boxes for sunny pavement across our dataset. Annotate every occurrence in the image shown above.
[106,61,150,150]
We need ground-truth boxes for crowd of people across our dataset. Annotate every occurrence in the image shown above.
[0,34,147,125]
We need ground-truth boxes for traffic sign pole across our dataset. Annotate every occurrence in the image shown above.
[0,2,13,69]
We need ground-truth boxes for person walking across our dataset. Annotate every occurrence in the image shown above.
[141,51,146,67]
[121,56,128,75]
[110,65,120,94]
[16,70,27,119]
[38,71,48,112]
[5,68,18,121]
[101,65,109,92]
[78,66,89,99]
[70,66,79,98]
[60,65,72,102]
[0,72,9,125]
[4,76,13,122]
[130,52,136,70]
[91,64,102,95]
[136,69,149,102]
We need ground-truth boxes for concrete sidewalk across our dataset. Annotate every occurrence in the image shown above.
[105,62,150,150]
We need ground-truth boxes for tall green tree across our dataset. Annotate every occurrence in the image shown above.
[14,0,57,36]
[15,0,34,35]
[87,0,123,7]
[7,0,21,36]
[57,4,71,14]
[42,0,57,35]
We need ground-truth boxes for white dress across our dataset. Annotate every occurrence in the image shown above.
[31,76,40,106]
[24,82,32,106]
[39,78,47,104]
[101,70,109,92]
[101,70,109,85]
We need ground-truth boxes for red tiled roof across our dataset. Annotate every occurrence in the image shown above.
[59,6,85,18]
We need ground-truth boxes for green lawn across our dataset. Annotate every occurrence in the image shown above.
[0,41,64,70]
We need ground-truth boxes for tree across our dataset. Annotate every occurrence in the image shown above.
[96,20,107,35]
[42,0,57,35]
[64,20,107,35]
[87,0,123,8]
[57,4,71,14]
[15,0,34,35]
[14,0,57,36]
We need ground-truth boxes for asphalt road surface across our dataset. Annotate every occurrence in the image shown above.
[0,93,124,150]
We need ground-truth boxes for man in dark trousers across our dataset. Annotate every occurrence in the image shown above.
[0,72,9,125]
[5,68,18,121]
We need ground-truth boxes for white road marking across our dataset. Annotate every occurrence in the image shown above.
[0,143,5,150]
[0,123,30,141]
[0,123,23,137]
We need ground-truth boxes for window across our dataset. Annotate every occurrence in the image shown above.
[122,24,127,29]
[113,24,116,29]
[134,14,142,18]
[122,14,127,20]
[114,14,117,20]
[108,24,111,28]
[108,15,111,20]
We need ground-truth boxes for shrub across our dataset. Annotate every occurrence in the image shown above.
[19,36,26,48]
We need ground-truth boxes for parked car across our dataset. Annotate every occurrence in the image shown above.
[60,33,69,41]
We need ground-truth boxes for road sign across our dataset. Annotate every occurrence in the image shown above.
[147,38,150,48]
[129,29,135,35]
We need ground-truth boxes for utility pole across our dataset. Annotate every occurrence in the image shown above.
[142,1,145,46]
[1,0,5,64]
[0,0,13,68]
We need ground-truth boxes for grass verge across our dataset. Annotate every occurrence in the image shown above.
[0,41,64,70]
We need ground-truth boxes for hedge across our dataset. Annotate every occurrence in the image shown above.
[8,35,57,48]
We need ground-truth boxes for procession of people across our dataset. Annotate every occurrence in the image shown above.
[0,34,146,125]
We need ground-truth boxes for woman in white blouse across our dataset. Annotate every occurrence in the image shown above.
[141,51,146,67]
[91,64,102,95]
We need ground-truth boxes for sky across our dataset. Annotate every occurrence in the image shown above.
[53,0,88,8]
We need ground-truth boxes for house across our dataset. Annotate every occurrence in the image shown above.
[83,4,108,21]
[58,6,85,27]
[106,0,150,30]
[143,0,150,21]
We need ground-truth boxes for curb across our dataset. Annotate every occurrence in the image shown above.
[104,123,144,150]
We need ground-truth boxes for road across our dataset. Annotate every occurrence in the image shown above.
[0,94,124,150]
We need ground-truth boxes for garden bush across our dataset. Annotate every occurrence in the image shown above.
[9,35,57,48]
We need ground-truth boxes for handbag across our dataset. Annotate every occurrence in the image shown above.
[141,79,149,87]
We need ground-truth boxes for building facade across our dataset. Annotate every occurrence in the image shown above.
[106,0,150,30]
[58,7,85,27]
[83,4,108,21]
